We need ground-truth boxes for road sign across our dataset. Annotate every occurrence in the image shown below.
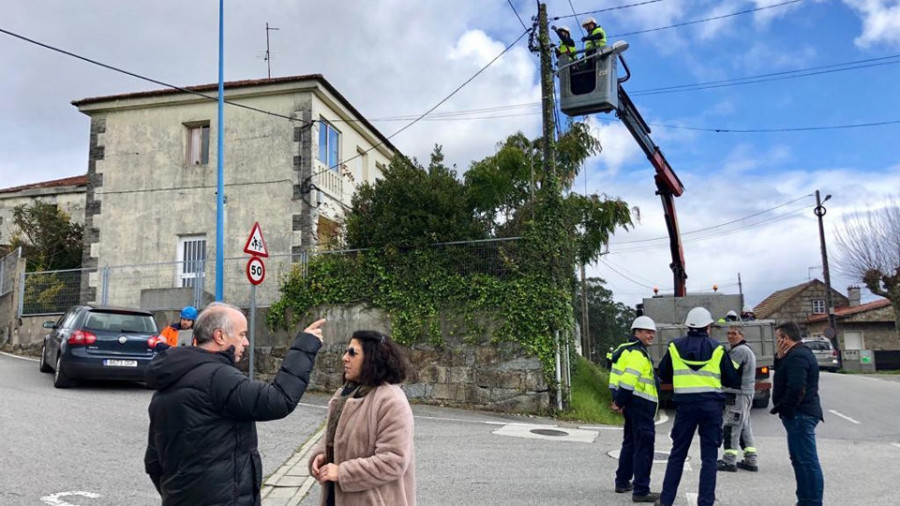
[243,222,269,257]
[246,256,265,285]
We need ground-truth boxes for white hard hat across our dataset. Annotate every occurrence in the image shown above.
[557,25,571,34]
[743,305,753,313]
[581,17,597,27]
[685,307,714,328]
[726,310,738,318]
[631,316,657,332]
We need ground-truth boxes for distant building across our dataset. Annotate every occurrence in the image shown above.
[71,75,396,307]
[0,175,88,249]
[807,286,897,350]
[753,279,849,332]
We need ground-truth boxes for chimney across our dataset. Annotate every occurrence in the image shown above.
[847,285,861,307]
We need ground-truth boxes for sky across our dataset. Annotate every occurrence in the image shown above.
[2,0,899,312]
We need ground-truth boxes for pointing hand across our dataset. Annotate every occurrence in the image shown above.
[304,318,326,342]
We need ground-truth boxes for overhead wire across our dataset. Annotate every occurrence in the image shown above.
[507,0,529,31]
[609,0,803,38]
[554,0,667,20]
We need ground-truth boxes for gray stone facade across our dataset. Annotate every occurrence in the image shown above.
[765,282,848,332]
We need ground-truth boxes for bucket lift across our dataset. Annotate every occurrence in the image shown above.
[558,42,688,296]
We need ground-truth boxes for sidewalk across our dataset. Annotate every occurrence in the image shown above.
[261,426,325,506]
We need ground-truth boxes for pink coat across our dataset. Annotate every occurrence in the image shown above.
[309,384,416,506]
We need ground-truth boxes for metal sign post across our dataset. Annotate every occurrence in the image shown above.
[249,283,256,381]
[244,222,268,381]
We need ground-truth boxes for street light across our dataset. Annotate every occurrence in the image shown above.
[814,190,840,363]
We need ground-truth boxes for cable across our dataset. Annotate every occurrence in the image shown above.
[302,28,532,186]
[599,258,656,289]
[555,0,667,20]
[507,0,528,31]
[0,27,315,128]
[609,0,802,38]
[651,118,900,133]
[95,178,294,196]
[603,256,660,287]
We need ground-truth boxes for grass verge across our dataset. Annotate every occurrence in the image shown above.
[559,354,623,425]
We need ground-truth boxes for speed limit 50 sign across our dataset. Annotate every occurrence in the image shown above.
[246,256,266,285]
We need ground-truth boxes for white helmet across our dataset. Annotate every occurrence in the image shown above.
[631,316,657,332]
[726,310,738,318]
[685,307,714,328]
[742,305,753,313]
[581,17,597,27]
[557,25,571,34]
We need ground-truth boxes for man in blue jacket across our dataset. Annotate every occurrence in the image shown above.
[771,321,824,506]
[656,307,740,506]
[610,315,661,503]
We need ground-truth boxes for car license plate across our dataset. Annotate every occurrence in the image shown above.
[103,359,138,367]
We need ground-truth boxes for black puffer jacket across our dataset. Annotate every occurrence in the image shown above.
[144,332,321,506]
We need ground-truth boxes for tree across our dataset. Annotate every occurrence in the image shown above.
[835,201,900,335]
[574,277,636,364]
[345,146,485,249]
[9,201,83,271]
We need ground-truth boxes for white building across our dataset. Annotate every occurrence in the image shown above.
[72,75,396,308]
[0,175,87,249]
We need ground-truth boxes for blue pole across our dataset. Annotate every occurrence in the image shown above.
[215,0,225,301]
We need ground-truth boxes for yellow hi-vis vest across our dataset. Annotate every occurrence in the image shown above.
[559,42,576,55]
[584,26,607,51]
[608,341,635,391]
[618,347,659,405]
[669,342,725,394]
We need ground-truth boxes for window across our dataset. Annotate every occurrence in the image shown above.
[186,124,210,165]
[177,235,206,288]
[812,299,826,314]
[318,120,340,169]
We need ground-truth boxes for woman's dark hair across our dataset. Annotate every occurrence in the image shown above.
[349,330,409,386]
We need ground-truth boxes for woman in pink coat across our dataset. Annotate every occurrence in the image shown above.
[310,330,416,506]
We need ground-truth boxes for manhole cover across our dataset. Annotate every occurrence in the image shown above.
[530,428,568,437]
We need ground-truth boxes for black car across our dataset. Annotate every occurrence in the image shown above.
[39,305,163,388]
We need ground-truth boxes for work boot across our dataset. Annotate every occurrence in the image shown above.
[737,459,759,472]
[716,459,737,472]
[615,482,634,493]
[632,492,660,503]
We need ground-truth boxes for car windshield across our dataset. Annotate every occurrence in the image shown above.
[805,341,831,351]
[84,311,156,333]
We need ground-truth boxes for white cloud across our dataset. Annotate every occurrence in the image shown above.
[844,0,900,48]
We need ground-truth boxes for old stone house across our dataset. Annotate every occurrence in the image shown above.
[71,75,395,308]
[753,278,849,333]
[807,287,897,350]
[0,175,87,249]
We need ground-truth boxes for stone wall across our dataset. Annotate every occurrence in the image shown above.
[255,304,550,414]
[806,305,898,350]
[769,284,849,331]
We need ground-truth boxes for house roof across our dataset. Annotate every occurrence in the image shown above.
[0,174,88,195]
[754,279,819,319]
[71,74,398,155]
[807,298,892,322]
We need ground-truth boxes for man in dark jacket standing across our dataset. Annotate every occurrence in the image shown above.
[771,321,824,506]
[144,302,324,506]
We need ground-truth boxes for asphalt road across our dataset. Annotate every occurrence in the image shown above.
[3,351,899,506]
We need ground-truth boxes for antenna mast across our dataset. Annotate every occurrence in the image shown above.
[265,22,280,79]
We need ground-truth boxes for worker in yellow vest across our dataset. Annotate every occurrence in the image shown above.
[656,307,740,506]
[609,316,661,503]
[552,25,577,58]
[580,17,607,56]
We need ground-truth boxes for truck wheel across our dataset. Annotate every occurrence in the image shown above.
[751,394,769,409]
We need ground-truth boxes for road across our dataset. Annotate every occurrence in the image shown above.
[3,351,899,505]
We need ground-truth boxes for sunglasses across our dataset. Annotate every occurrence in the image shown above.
[344,347,361,357]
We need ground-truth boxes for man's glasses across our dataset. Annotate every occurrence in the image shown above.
[345,347,360,357]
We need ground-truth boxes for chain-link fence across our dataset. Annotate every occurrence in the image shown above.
[18,238,524,315]
[0,247,20,297]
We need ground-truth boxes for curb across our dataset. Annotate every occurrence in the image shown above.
[261,426,325,506]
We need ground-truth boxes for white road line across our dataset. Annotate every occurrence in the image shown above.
[891,442,900,450]
[0,351,38,362]
[686,492,699,505]
[656,412,669,425]
[828,409,861,425]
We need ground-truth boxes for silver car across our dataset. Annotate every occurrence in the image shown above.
[802,338,839,373]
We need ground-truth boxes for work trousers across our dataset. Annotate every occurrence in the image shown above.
[660,401,723,506]
[615,407,656,496]
[782,413,824,506]
[722,393,756,465]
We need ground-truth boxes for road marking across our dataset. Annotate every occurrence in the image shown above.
[828,409,861,424]
[684,461,693,472]
[0,351,38,362]
[656,412,669,425]
[891,442,900,450]
[41,491,101,505]
[686,492,699,505]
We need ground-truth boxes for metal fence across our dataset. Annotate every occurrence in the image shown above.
[18,238,524,316]
[0,247,20,297]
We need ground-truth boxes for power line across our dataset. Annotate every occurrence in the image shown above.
[507,0,528,31]
[555,0,667,20]
[599,258,656,289]
[651,118,900,133]
[610,0,803,38]
[0,27,314,128]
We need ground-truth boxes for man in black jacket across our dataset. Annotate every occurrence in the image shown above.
[771,321,824,506]
[144,302,324,506]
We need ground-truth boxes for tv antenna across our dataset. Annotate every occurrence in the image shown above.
[264,22,280,79]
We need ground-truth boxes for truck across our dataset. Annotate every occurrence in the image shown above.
[639,293,775,409]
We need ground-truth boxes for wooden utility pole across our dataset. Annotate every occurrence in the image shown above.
[537,3,556,181]
[581,263,591,361]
